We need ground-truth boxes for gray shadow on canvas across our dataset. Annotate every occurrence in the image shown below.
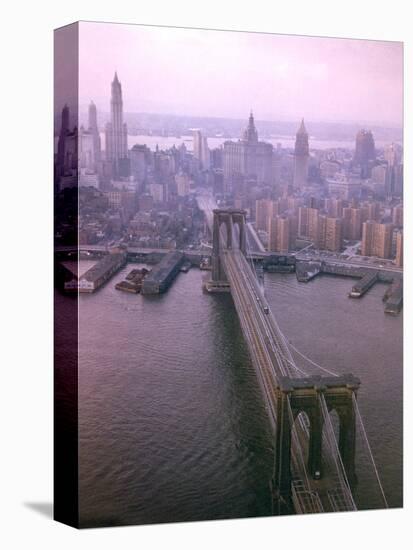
[24,502,53,518]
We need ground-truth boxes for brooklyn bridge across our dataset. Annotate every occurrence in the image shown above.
[197,193,388,515]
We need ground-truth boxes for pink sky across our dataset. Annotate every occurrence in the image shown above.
[79,21,403,126]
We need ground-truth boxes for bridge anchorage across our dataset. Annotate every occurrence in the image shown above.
[273,373,360,514]
[204,208,247,292]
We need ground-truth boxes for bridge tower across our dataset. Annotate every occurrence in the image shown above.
[205,208,247,292]
[274,374,360,513]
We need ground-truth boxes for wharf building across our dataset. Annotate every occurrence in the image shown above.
[223,112,273,193]
[105,72,128,177]
[293,119,309,189]
[361,220,393,259]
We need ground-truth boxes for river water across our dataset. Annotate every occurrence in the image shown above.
[77,265,402,527]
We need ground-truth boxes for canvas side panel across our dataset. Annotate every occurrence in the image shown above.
[54,22,79,528]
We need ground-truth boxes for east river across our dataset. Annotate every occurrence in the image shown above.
[76,265,402,527]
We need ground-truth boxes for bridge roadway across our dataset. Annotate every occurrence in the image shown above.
[197,195,357,514]
[223,248,356,514]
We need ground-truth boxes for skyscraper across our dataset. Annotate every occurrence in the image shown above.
[223,112,273,193]
[193,130,211,170]
[293,119,309,189]
[105,72,128,176]
[88,100,101,169]
[354,129,375,178]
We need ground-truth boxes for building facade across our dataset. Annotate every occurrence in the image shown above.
[105,72,128,177]
[223,112,273,193]
[293,119,309,189]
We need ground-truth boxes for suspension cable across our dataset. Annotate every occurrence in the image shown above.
[352,395,389,508]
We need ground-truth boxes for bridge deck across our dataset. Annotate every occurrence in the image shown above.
[197,194,357,514]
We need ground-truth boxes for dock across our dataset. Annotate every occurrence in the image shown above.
[115,267,150,294]
[141,251,184,294]
[383,280,403,315]
[76,252,127,293]
[348,271,379,298]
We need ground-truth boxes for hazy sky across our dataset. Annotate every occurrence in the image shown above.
[79,21,403,126]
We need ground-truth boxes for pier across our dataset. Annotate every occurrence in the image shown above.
[349,271,379,298]
[141,251,184,294]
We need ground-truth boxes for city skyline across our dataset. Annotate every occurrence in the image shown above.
[78,22,403,127]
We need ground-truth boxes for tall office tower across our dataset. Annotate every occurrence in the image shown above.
[268,215,290,253]
[193,130,211,170]
[255,198,272,231]
[88,101,101,170]
[223,111,273,192]
[293,119,309,189]
[57,104,70,176]
[384,143,399,167]
[392,205,403,227]
[349,207,362,240]
[354,129,375,178]
[56,104,78,186]
[308,207,320,242]
[105,72,128,176]
[361,221,393,258]
[78,126,95,173]
[298,206,310,237]
[325,217,343,252]
[130,144,151,185]
[395,231,403,267]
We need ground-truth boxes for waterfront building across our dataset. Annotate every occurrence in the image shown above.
[361,220,393,259]
[223,112,273,192]
[105,72,128,177]
[325,217,343,252]
[293,119,309,189]
[268,215,290,253]
[395,231,403,267]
